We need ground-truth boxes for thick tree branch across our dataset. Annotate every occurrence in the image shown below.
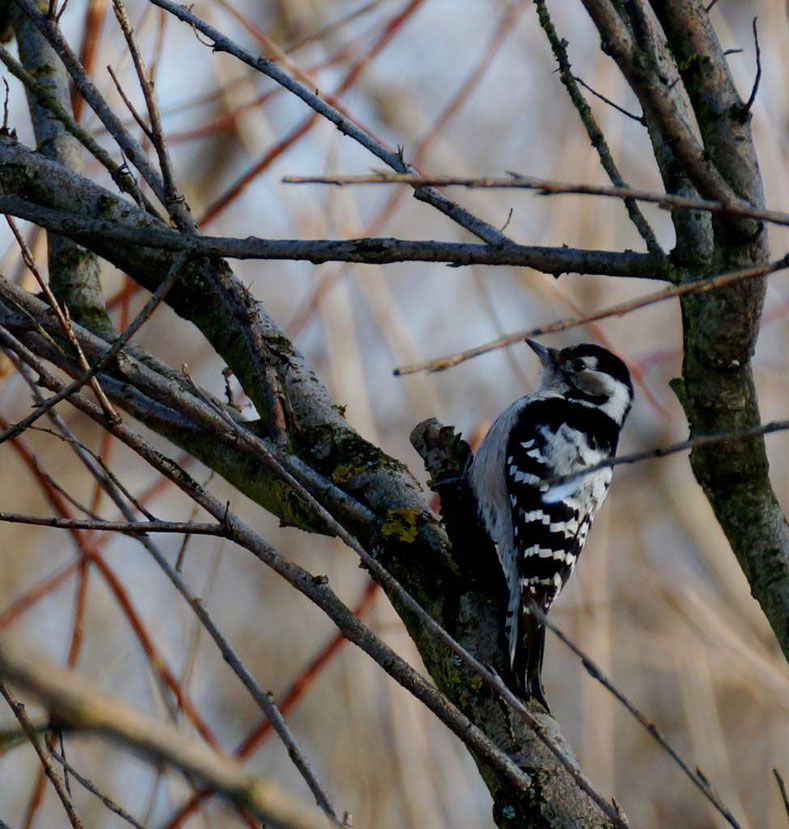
[646,1,789,661]
[575,0,789,664]
[6,0,112,334]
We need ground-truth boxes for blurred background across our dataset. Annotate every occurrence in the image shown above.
[0,0,788,826]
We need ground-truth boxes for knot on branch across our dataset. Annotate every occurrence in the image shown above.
[410,418,505,603]
[409,416,471,488]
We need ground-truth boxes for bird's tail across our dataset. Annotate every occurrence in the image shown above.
[513,609,549,712]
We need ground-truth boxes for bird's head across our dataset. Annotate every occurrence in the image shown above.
[526,340,634,426]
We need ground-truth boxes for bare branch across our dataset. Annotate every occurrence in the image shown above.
[545,417,789,488]
[774,769,789,822]
[533,0,660,255]
[0,189,661,277]
[394,252,789,374]
[0,513,225,534]
[0,682,83,828]
[49,749,144,829]
[145,0,516,246]
[0,251,188,445]
[572,75,644,123]
[282,172,789,229]
[110,0,194,229]
[5,216,118,423]
[0,643,331,829]
[744,17,761,113]
[530,604,742,829]
[106,64,154,140]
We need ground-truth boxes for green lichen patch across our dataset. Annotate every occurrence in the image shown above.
[381,507,421,544]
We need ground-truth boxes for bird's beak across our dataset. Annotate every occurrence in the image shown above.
[525,339,559,368]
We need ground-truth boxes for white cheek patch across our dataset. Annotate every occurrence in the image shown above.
[599,379,632,424]
[573,372,631,425]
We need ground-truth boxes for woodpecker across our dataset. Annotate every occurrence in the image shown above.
[466,340,633,710]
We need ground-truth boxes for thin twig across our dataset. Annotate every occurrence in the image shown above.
[282,171,789,229]
[744,17,761,113]
[107,64,154,140]
[393,252,789,374]
[533,0,660,254]
[1,77,10,132]
[0,513,226,534]
[146,0,515,246]
[529,604,743,829]
[545,417,789,487]
[0,251,189,445]
[111,0,194,228]
[773,769,789,823]
[5,216,119,423]
[0,646,329,829]
[20,419,157,523]
[49,749,144,829]
[573,75,644,123]
[0,682,84,828]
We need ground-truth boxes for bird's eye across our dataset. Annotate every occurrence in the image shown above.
[569,359,586,373]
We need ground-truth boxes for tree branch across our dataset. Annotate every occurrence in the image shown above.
[533,0,662,256]
[0,513,226,534]
[576,1,789,664]
[0,642,331,829]
[145,0,517,246]
[281,172,789,230]
[0,681,83,829]
[0,152,663,277]
[6,0,113,334]
[393,252,789,374]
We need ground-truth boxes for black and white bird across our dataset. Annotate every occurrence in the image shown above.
[467,340,633,710]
